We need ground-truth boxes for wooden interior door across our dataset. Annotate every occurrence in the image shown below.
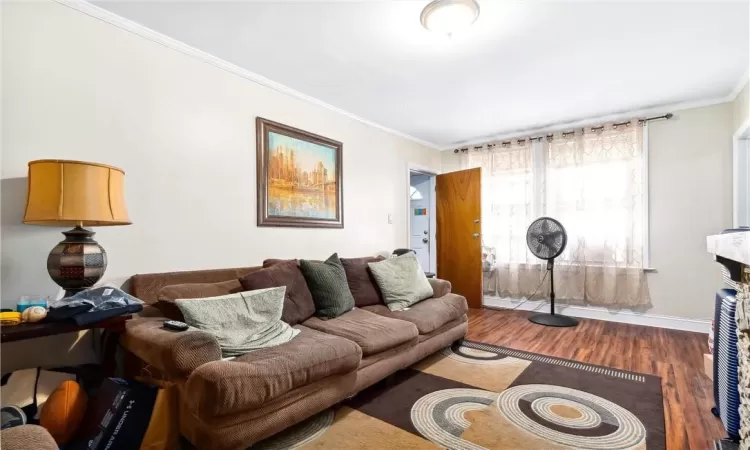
[436,168,482,308]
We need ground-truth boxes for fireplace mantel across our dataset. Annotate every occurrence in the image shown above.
[708,231,750,447]
[708,232,750,282]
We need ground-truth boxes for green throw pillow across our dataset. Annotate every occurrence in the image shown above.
[299,253,355,319]
[368,253,434,311]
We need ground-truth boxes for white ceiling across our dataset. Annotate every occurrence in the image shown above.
[93,1,749,148]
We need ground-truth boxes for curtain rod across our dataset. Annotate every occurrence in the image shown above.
[453,113,673,153]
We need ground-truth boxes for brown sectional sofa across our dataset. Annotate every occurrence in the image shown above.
[0,425,58,450]
[123,263,468,450]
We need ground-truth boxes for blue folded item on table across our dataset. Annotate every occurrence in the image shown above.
[46,287,143,324]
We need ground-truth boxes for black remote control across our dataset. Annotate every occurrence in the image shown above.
[163,320,189,331]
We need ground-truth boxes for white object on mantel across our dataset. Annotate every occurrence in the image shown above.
[707,231,750,266]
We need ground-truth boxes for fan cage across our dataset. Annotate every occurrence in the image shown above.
[526,216,567,260]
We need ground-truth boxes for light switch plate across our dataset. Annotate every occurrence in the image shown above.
[387,214,393,224]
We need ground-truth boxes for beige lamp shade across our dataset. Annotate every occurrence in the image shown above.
[24,159,131,226]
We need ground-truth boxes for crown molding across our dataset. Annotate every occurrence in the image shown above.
[446,68,750,151]
[727,67,750,102]
[50,0,750,153]
[443,94,738,151]
[53,0,443,150]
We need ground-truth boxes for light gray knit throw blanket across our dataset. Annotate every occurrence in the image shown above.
[176,286,299,357]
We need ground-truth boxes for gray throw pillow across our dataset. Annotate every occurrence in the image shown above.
[368,253,434,311]
[299,253,355,319]
[175,287,299,357]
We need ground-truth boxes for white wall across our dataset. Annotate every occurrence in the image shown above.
[1,1,441,312]
[734,80,749,132]
[647,102,733,319]
[733,79,750,227]
[441,150,462,174]
[441,102,734,321]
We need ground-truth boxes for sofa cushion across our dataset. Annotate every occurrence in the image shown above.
[368,253,434,311]
[299,253,355,319]
[361,293,468,335]
[418,315,468,342]
[239,260,316,325]
[130,267,260,304]
[264,258,323,268]
[262,259,290,268]
[1,425,58,450]
[340,256,385,307]
[262,259,324,267]
[155,279,244,320]
[184,326,361,417]
[302,308,418,356]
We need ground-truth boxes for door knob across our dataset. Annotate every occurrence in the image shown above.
[474,219,480,224]
[472,233,480,238]
[422,238,429,244]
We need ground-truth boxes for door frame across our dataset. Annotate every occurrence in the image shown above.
[407,163,438,273]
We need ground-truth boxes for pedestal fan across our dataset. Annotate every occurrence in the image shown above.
[526,217,578,327]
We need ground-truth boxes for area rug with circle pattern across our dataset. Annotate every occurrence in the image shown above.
[253,340,665,449]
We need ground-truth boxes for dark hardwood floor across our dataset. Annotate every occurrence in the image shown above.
[466,308,724,449]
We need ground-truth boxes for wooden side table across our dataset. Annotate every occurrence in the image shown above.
[1,315,132,375]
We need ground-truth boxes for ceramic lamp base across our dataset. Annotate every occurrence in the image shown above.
[47,226,107,297]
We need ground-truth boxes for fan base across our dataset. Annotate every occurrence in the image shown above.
[528,313,579,327]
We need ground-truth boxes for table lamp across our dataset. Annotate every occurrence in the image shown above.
[23,160,131,297]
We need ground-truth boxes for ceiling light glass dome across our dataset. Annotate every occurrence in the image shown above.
[420,0,480,35]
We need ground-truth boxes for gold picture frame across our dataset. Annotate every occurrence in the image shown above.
[256,117,343,228]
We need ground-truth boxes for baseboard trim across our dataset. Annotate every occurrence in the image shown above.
[483,296,711,334]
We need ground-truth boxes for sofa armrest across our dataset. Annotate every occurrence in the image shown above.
[122,317,221,378]
[136,304,167,318]
[428,278,452,298]
[1,425,57,450]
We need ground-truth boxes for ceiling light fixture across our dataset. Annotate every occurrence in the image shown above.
[420,0,480,35]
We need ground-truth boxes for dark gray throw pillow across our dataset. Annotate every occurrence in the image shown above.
[299,253,355,319]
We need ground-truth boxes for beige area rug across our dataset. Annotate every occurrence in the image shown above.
[253,340,665,449]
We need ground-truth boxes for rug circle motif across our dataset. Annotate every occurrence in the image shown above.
[531,397,601,428]
[252,409,334,449]
[496,384,646,449]
[411,388,498,450]
[440,344,517,366]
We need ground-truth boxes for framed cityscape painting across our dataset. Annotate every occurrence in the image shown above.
[256,117,343,228]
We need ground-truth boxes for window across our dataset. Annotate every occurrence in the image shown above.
[462,121,650,307]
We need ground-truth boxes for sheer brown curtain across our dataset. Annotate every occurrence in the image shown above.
[460,140,546,299]
[461,120,651,307]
